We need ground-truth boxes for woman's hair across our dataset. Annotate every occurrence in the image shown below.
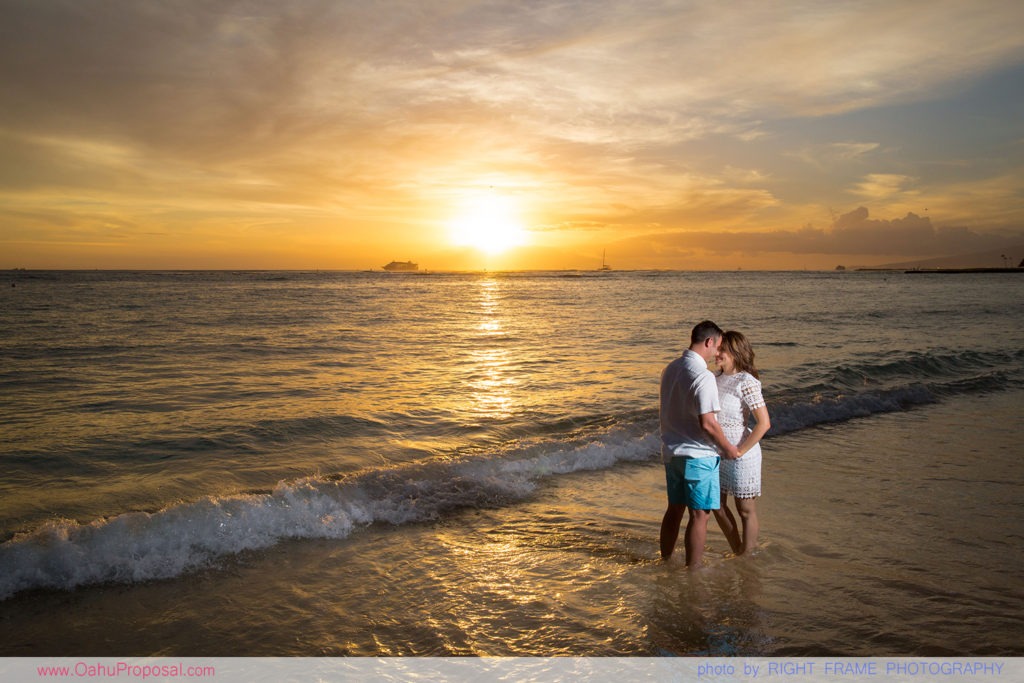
[721,330,759,379]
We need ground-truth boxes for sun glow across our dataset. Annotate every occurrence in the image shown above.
[448,192,528,255]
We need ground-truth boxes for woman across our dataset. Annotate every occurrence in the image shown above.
[713,330,771,555]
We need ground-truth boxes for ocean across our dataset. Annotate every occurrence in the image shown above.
[1,269,1021,656]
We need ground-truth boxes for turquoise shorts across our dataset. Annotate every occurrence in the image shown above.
[665,456,721,510]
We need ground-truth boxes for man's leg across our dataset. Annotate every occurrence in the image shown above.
[684,508,711,568]
[713,497,742,555]
[660,503,687,560]
[682,455,719,568]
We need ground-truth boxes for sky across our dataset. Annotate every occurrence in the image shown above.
[2,0,1024,271]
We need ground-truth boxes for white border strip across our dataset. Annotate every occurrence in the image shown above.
[2,657,1020,683]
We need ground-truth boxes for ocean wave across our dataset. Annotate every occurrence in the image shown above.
[831,349,994,384]
[767,385,936,435]
[777,348,1020,395]
[0,430,659,601]
[767,366,1015,435]
[5,411,396,472]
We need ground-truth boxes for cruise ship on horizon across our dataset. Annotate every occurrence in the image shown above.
[382,260,419,272]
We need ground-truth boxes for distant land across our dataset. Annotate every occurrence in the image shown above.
[870,244,1024,271]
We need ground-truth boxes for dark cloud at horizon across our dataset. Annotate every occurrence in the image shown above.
[625,206,1021,260]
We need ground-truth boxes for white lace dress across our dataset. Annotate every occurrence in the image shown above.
[716,371,766,498]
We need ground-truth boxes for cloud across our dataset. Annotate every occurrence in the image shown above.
[831,206,934,250]
[790,142,882,168]
[5,1,1023,160]
[627,207,1019,260]
[851,173,916,199]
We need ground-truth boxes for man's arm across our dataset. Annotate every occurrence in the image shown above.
[699,412,740,460]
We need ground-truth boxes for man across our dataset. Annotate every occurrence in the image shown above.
[659,320,740,567]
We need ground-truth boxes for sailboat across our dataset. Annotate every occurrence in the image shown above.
[598,250,611,271]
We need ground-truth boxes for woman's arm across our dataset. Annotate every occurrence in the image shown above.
[737,405,770,457]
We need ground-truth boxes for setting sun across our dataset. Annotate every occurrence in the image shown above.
[448,192,528,255]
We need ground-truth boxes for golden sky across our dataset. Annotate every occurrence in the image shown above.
[2,0,1024,270]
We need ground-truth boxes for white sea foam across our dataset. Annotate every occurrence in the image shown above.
[0,431,660,601]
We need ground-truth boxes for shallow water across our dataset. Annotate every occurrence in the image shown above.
[1,390,1021,656]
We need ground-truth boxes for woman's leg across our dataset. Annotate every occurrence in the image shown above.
[735,496,759,553]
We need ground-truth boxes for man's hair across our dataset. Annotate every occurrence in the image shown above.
[690,320,724,345]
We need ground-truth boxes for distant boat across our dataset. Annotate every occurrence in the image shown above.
[598,250,611,271]
[382,260,418,272]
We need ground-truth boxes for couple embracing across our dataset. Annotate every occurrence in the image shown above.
[659,320,771,568]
